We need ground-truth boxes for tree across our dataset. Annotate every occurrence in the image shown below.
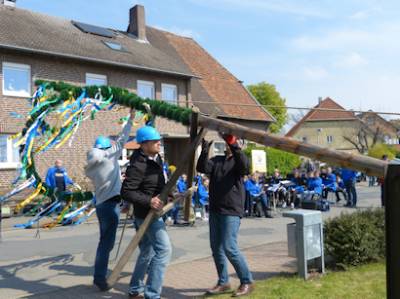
[247,82,288,133]
[342,123,382,154]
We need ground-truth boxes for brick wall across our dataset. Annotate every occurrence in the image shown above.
[0,50,190,189]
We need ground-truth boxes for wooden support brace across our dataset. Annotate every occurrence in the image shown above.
[107,128,207,286]
[184,112,199,221]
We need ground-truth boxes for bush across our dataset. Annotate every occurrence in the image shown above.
[367,143,397,160]
[324,208,385,269]
[244,143,300,175]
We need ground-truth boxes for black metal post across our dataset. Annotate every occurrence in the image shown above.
[385,162,400,299]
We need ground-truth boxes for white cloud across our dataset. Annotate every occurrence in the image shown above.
[335,52,368,68]
[349,10,370,20]
[153,25,200,38]
[303,66,329,80]
[293,29,373,51]
[292,21,400,55]
[349,7,382,20]
[188,0,329,18]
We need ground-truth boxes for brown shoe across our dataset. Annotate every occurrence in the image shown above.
[128,293,144,299]
[232,284,254,297]
[205,283,232,295]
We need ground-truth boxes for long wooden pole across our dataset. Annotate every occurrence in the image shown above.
[107,128,207,286]
[197,114,387,177]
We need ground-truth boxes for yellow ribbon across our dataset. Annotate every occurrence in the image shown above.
[35,129,60,153]
[9,132,22,140]
[54,128,75,149]
[44,199,72,229]
[15,183,43,212]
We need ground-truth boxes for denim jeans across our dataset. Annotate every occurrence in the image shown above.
[93,198,120,285]
[209,212,253,285]
[129,217,172,299]
[345,180,357,206]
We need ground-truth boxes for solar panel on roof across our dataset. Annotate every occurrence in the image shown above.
[72,21,115,38]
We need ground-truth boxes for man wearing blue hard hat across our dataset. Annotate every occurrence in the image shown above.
[85,109,135,292]
[121,125,171,299]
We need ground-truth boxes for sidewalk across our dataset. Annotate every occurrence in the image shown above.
[24,242,296,299]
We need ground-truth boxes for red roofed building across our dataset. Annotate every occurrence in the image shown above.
[286,97,377,152]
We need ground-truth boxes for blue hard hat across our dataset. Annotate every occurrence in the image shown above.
[94,136,112,149]
[136,126,161,144]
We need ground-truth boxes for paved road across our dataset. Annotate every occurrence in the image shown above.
[0,185,381,298]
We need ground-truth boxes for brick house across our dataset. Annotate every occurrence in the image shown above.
[286,97,379,153]
[357,111,400,145]
[0,2,274,189]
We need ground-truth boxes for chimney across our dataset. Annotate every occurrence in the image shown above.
[1,0,16,7]
[318,97,322,105]
[128,5,147,41]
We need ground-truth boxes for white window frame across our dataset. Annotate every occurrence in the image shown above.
[2,62,31,97]
[137,80,155,99]
[327,135,333,144]
[212,141,226,156]
[161,83,177,104]
[0,135,20,169]
[85,73,107,86]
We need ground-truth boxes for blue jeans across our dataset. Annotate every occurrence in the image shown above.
[93,198,120,285]
[209,212,253,285]
[345,180,357,206]
[129,217,172,299]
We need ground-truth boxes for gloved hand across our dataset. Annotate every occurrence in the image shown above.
[221,134,242,150]
[222,134,237,145]
[201,138,213,152]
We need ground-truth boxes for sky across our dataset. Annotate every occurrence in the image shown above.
[17,0,400,119]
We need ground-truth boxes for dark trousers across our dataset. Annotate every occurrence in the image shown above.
[335,188,347,203]
[94,197,120,285]
[344,180,357,206]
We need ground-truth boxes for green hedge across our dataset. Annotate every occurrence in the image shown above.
[244,143,301,175]
[324,209,385,269]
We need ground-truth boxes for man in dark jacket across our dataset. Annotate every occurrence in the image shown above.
[197,135,254,297]
[121,125,171,299]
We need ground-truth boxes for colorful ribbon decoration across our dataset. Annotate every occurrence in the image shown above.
[1,80,193,230]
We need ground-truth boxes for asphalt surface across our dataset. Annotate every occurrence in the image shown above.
[0,184,381,298]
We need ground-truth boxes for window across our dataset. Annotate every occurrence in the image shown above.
[86,73,107,86]
[213,141,226,156]
[0,135,20,169]
[161,83,177,104]
[302,137,308,143]
[137,80,155,99]
[2,62,31,97]
[102,41,126,51]
[327,135,333,144]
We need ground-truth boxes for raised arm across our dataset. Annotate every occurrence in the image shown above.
[196,138,214,175]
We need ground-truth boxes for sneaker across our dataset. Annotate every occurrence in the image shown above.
[128,292,144,299]
[94,281,110,292]
[232,283,254,297]
[205,283,232,295]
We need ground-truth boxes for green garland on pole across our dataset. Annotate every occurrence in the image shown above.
[34,80,193,125]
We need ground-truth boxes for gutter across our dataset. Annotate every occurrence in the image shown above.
[0,43,200,79]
